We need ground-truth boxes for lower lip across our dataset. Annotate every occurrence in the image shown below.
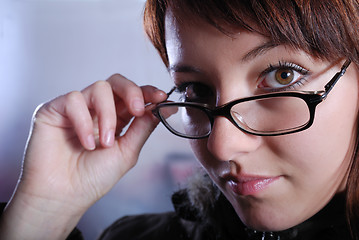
[228,177,280,196]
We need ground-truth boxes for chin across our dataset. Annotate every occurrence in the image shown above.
[234,207,301,232]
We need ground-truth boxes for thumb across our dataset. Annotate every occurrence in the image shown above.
[117,111,159,162]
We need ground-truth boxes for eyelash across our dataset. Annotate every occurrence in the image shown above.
[174,81,208,101]
[259,61,310,91]
[263,61,308,75]
[175,81,193,93]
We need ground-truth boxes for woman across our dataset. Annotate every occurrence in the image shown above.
[1,0,359,239]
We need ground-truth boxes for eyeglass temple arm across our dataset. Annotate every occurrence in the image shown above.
[323,59,351,97]
[166,87,176,99]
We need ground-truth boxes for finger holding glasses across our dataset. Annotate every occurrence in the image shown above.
[0,74,167,240]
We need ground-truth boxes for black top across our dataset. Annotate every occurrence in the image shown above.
[98,190,352,240]
[0,191,352,240]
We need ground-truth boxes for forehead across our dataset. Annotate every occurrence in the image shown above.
[163,8,314,82]
[164,9,269,68]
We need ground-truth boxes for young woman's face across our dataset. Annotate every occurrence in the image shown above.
[164,10,359,231]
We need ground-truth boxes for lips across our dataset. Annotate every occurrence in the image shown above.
[224,174,281,196]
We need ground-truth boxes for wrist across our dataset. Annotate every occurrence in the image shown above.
[0,187,85,240]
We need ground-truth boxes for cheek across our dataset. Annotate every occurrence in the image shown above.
[274,70,359,167]
[189,139,222,177]
[267,96,358,187]
[189,139,210,167]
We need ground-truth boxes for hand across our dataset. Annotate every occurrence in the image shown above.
[0,74,167,239]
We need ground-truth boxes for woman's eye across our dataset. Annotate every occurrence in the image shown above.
[258,64,308,90]
[177,83,214,104]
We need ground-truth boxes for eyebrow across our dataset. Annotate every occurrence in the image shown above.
[168,41,280,73]
[168,64,202,74]
[241,41,279,62]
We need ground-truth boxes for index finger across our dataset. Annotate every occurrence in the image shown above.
[107,74,146,117]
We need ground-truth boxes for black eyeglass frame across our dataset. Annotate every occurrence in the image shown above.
[152,60,351,139]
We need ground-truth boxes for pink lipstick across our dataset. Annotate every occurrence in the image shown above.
[227,176,280,196]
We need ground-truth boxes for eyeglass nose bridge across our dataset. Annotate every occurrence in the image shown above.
[205,103,252,136]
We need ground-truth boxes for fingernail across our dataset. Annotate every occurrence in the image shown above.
[104,130,114,147]
[132,99,144,111]
[87,134,96,150]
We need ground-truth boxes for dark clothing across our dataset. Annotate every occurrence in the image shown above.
[98,190,352,240]
[0,191,352,240]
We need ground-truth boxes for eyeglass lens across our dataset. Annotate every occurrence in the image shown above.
[157,96,311,137]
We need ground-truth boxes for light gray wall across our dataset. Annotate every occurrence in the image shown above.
[0,1,197,239]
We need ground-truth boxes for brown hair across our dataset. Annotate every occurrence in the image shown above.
[143,0,359,237]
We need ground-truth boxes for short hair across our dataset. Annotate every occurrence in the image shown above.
[144,0,359,67]
[143,0,359,237]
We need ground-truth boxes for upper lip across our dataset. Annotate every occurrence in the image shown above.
[220,172,277,183]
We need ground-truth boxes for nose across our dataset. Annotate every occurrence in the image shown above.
[207,116,262,161]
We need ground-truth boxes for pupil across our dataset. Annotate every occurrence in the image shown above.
[281,72,290,79]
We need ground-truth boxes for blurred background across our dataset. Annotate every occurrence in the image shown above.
[0,0,199,239]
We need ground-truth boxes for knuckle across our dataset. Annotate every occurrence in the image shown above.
[32,102,47,119]
[107,74,137,90]
[108,73,130,83]
[63,91,87,114]
[65,91,83,104]
[92,80,110,90]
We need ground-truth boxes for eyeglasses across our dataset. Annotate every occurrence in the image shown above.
[152,60,351,139]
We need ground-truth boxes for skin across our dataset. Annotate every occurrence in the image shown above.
[165,10,359,231]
